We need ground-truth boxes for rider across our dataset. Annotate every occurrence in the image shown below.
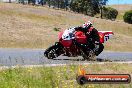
[73,21,104,56]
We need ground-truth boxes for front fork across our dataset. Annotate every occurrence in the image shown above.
[54,42,64,55]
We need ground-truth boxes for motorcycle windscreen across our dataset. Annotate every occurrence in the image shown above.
[60,40,72,47]
[75,31,87,44]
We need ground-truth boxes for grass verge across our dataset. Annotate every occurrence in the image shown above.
[0,63,132,88]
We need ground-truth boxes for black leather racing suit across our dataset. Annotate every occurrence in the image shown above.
[74,26,104,56]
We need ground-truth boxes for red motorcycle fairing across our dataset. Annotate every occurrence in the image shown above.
[59,32,73,47]
[75,31,87,44]
[59,31,87,47]
[98,32,104,43]
[98,31,114,43]
[58,31,63,41]
[60,40,73,47]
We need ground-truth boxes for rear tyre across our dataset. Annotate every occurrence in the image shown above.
[82,50,96,61]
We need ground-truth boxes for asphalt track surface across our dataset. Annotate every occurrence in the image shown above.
[0,48,132,66]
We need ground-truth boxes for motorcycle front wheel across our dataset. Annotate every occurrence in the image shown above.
[44,42,63,59]
[44,45,57,59]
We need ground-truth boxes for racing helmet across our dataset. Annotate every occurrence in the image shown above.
[82,21,92,29]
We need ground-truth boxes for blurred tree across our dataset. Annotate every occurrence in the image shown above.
[97,0,109,18]
[123,10,132,24]
[70,0,106,16]
[102,7,118,20]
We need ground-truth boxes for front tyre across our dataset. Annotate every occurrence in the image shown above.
[44,45,57,59]
[44,42,63,59]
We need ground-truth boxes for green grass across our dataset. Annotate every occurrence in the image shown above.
[0,63,132,88]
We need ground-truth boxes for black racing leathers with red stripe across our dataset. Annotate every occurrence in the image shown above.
[74,26,104,56]
[74,26,99,44]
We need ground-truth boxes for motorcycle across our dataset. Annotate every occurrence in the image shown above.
[44,28,113,61]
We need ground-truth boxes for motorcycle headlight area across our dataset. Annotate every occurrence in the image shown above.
[62,30,75,40]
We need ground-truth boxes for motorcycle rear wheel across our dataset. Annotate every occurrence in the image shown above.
[82,50,96,61]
